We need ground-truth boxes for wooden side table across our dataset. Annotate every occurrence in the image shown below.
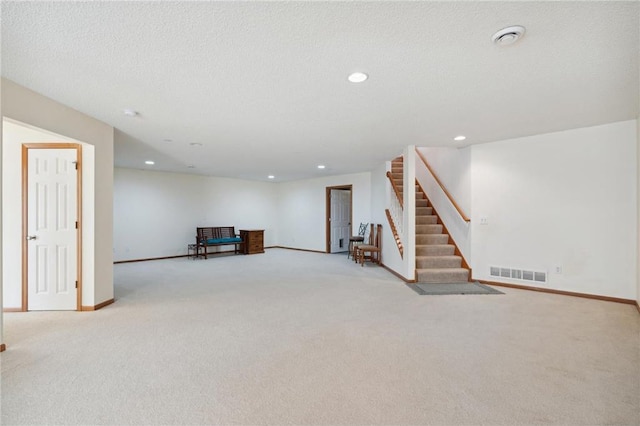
[240,229,264,254]
[187,243,199,259]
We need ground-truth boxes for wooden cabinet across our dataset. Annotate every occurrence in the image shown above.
[240,229,264,254]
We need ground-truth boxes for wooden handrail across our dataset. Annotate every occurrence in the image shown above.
[385,209,403,258]
[415,148,470,223]
[386,171,403,209]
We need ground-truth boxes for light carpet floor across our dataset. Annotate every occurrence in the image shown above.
[1,249,639,425]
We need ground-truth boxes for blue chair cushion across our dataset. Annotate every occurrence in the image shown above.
[206,237,242,244]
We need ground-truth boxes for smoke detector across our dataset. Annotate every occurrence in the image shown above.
[492,26,526,46]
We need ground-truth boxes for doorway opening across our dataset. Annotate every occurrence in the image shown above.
[325,185,353,253]
[22,143,83,311]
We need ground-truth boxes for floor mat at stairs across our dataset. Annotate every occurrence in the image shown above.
[409,282,504,295]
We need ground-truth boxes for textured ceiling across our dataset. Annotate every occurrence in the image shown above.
[2,1,638,182]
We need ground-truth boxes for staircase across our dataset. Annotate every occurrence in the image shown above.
[390,157,404,197]
[391,157,470,283]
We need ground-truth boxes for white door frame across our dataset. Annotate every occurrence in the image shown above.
[22,143,82,311]
[325,184,353,253]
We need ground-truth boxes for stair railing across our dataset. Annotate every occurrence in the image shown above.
[386,171,403,209]
[385,207,404,257]
[415,149,470,222]
[385,170,404,257]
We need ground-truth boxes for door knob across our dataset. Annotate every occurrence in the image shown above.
[26,235,37,240]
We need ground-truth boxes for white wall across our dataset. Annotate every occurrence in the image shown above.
[415,147,471,263]
[201,176,279,246]
[114,165,410,278]
[115,169,370,259]
[2,78,113,307]
[114,169,205,261]
[1,81,4,348]
[637,116,640,306]
[1,80,114,309]
[1,121,29,307]
[417,146,471,215]
[114,168,278,261]
[2,120,97,308]
[276,172,371,252]
[403,147,416,280]
[471,120,637,299]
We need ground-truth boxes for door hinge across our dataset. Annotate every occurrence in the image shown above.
[75,281,78,289]
[72,161,78,170]
[75,221,78,229]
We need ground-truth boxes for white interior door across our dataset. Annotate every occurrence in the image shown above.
[27,148,78,310]
[330,189,351,253]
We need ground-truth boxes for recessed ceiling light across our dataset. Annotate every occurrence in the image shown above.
[123,109,138,117]
[317,165,326,169]
[189,142,203,147]
[454,135,466,141]
[268,175,275,179]
[187,165,195,169]
[163,138,173,142]
[492,25,526,46]
[145,160,155,165]
[348,72,368,83]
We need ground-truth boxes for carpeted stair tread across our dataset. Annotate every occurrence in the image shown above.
[416,244,455,256]
[416,207,433,215]
[416,215,438,224]
[416,268,470,283]
[416,199,429,207]
[416,255,462,269]
[416,234,449,244]
[416,224,443,234]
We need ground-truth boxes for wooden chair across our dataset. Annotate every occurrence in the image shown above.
[348,222,368,259]
[355,224,382,267]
